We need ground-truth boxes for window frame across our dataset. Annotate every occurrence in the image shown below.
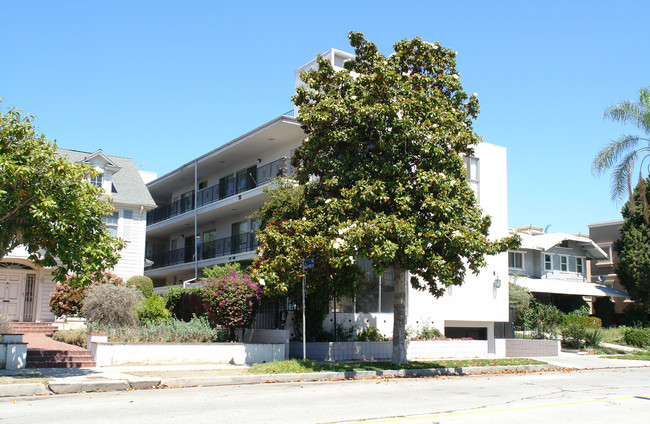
[508,251,524,270]
[559,255,569,272]
[576,256,586,274]
[543,253,553,271]
[103,211,119,237]
[90,173,103,188]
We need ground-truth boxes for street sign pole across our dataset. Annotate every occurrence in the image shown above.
[300,258,314,361]
[302,261,306,360]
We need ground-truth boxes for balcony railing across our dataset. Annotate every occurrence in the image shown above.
[147,157,288,226]
[147,232,258,270]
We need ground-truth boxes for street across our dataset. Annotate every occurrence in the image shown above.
[1,367,649,423]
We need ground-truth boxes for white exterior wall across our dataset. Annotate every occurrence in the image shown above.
[407,143,510,332]
[110,205,148,281]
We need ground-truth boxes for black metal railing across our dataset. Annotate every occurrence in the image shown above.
[147,157,288,226]
[147,232,257,270]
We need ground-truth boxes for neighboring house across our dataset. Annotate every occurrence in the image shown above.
[508,226,628,312]
[145,48,511,350]
[587,220,629,315]
[0,149,156,322]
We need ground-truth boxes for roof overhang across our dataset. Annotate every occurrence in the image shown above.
[518,233,608,260]
[515,277,629,298]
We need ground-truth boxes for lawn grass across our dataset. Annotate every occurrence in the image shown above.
[247,358,546,374]
[601,349,650,361]
[599,327,625,345]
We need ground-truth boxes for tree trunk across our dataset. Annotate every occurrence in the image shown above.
[392,266,408,364]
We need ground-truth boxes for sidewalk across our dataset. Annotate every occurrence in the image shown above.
[1,351,649,397]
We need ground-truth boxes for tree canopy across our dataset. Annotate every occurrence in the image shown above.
[593,87,650,223]
[252,32,518,363]
[0,105,125,284]
[614,177,650,312]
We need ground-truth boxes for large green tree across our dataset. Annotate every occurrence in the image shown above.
[253,33,518,363]
[614,177,650,312]
[0,105,125,284]
[593,87,650,224]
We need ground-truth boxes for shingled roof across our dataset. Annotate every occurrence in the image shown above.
[57,148,157,209]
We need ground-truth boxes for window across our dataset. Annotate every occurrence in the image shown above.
[508,252,523,269]
[576,257,584,274]
[201,230,217,259]
[463,157,479,198]
[597,243,613,265]
[90,173,103,188]
[560,255,568,272]
[544,254,552,271]
[198,180,208,190]
[103,212,119,237]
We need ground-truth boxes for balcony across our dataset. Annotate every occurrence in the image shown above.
[147,157,289,226]
[147,232,258,270]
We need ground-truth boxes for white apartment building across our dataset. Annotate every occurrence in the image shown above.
[144,49,511,346]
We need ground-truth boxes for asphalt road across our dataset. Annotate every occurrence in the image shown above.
[1,367,649,423]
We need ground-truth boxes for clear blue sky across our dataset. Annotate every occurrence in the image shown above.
[2,1,648,234]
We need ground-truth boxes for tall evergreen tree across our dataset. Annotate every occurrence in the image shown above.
[254,33,518,363]
[614,177,650,312]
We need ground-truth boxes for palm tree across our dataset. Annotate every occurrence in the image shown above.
[592,87,650,223]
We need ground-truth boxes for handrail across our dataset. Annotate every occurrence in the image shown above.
[147,157,288,226]
[146,232,258,270]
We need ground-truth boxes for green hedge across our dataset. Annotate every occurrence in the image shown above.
[622,327,650,347]
[561,314,601,330]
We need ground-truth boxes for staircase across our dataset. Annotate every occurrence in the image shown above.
[12,322,57,335]
[26,348,96,368]
[14,322,96,368]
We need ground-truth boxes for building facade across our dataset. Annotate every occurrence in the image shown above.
[508,226,628,313]
[144,49,511,347]
[588,220,629,315]
[0,149,156,322]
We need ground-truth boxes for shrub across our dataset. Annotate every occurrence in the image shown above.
[135,294,172,323]
[126,276,154,298]
[620,304,649,327]
[522,301,563,339]
[622,326,650,347]
[561,314,602,329]
[202,263,246,279]
[0,312,13,334]
[201,270,263,339]
[52,328,88,348]
[88,315,220,343]
[49,281,86,317]
[417,323,443,340]
[509,281,533,328]
[562,323,587,349]
[334,323,357,341]
[82,284,143,326]
[584,329,603,348]
[357,326,385,341]
[49,271,125,318]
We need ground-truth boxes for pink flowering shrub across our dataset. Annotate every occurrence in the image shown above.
[201,270,264,340]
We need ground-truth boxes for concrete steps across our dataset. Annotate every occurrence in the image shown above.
[27,349,96,368]
[12,322,57,335]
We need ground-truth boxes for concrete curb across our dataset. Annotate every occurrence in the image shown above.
[159,364,557,388]
[0,364,565,397]
[0,383,50,397]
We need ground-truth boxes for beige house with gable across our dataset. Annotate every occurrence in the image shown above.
[0,149,156,322]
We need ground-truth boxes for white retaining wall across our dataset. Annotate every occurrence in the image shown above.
[290,339,559,361]
[89,338,286,366]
